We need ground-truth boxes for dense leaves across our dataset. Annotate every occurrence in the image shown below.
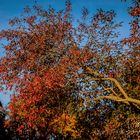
[0,0,139,139]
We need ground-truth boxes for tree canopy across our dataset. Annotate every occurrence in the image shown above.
[0,0,139,139]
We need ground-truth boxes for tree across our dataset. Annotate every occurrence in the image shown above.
[102,0,140,139]
[0,0,139,139]
[0,1,93,139]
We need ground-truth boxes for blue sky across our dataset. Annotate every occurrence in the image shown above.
[0,0,131,106]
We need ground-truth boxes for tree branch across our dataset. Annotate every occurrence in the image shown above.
[85,67,140,109]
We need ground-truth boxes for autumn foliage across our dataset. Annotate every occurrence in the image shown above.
[0,0,140,139]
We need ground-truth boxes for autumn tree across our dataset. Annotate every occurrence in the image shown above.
[0,0,139,139]
[93,0,140,139]
[0,1,93,139]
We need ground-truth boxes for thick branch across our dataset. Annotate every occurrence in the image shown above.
[91,77,129,99]
[95,95,130,105]
[95,95,140,109]
[85,67,140,109]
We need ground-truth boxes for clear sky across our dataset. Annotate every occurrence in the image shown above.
[0,0,132,106]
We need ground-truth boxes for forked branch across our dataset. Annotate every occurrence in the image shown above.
[85,67,140,109]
